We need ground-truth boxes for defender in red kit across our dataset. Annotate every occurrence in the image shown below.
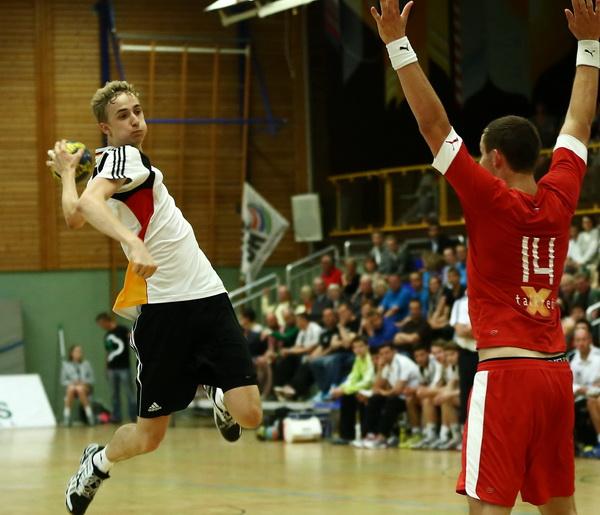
[371,0,599,513]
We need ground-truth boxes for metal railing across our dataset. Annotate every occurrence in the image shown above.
[329,142,600,237]
[228,273,280,319]
[285,245,340,299]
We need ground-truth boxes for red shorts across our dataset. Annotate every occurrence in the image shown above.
[456,357,574,507]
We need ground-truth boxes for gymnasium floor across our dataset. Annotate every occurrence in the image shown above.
[2,424,600,515]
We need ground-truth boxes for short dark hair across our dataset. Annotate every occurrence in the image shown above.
[482,115,541,173]
[378,342,395,352]
[95,312,113,322]
[241,307,256,322]
[413,343,429,353]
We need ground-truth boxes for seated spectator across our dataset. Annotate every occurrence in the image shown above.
[240,308,271,399]
[428,282,453,341]
[372,277,388,306]
[563,303,589,348]
[430,341,461,450]
[369,231,385,266]
[356,343,420,449]
[342,258,360,297]
[402,343,440,448]
[558,273,577,318]
[362,256,384,284]
[327,283,343,310]
[422,251,445,291]
[441,247,466,287]
[269,309,299,352]
[379,273,411,321]
[393,299,432,353]
[362,309,398,351]
[567,223,582,273]
[351,275,375,314]
[380,235,410,276]
[412,340,446,449]
[407,271,428,316]
[61,345,95,426]
[573,271,600,311]
[298,285,315,316]
[426,275,444,318]
[330,336,375,444]
[443,267,466,312]
[571,327,600,455]
[272,312,322,400]
[427,220,453,255]
[261,285,293,328]
[311,277,334,322]
[321,254,343,287]
[574,215,599,269]
[450,291,477,426]
[309,309,352,401]
[455,243,468,276]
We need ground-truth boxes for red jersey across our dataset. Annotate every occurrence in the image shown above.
[322,267,343,288]
[432,130,587,353]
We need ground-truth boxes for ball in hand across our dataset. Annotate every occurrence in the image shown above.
[51,141,93,183]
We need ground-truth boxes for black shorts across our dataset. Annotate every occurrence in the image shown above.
[131,293,257,418]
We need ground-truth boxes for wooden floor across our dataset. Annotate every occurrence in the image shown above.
[2,423,600,515]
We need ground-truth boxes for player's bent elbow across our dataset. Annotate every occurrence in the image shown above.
[65,212,85,230]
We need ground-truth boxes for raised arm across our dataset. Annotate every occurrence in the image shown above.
[371,0,451,156]
[560,0,600,145]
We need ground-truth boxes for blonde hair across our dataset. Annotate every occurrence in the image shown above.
[91,80,141,122]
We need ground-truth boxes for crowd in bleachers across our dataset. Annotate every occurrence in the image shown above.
[241,218,600,454]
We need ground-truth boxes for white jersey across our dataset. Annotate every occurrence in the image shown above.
[93,145,226,319]
[295,322,323,348]
[442,364,460,385]
[419,355,443,387]
[381,354,421,390]
[570,349,600,400]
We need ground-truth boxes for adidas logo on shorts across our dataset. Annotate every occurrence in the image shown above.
[148,402,162,412]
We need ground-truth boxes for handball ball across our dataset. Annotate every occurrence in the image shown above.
[51,141,93,183]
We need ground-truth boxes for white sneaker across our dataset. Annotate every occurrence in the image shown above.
[411,434,437,449]
[203,385,241,443]
[438,435,462,450]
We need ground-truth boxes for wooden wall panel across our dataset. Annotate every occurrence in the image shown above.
[0,0,308,272]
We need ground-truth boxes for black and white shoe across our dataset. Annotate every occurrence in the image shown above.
[203,385,242,443]
[65,443,109,514]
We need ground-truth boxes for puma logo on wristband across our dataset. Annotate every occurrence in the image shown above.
[445,137,460,150]
[399,45,409,51]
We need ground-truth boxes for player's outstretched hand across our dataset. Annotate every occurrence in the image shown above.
[46,139,83,178]
[129,239,158,279]
[370,0,414,45]
[565,0,600,40]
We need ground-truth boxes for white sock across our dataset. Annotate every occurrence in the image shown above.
[411,426,422,436]
[425,423,436,439]
[440,425,450,440]
[84,406,94,424]
[93,447,114,474]
[63,407,70,422]
[451,423,461,438]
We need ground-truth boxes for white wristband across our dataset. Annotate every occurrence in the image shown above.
[386,36,418,71]
[576,40,600,68]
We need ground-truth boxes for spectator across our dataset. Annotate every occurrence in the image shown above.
[342,258,360,297]
[558,274,577,318]
[441,247,466,286]
[379,235,410,276]
[312,277,334,322]
[330,336,375,444]
[95,313,136,424]
[321,254,343,287]
[298,285,315,316]
[443,267,466,312]
[427,220,453,255]
[402,344,439,448]
[574,271,600,311]
[272,311,319,390]
[61,345,95,426]
[357,343,420,449]
[430,342,461,450]
[362,309,398,351]
[563,303,589,347]
[372,277,388,306]
[574,215,599,269]
[412,340,447,448]
[455,244,468,280]
[449,292,477,426]
[369,231,385,266]
[240,308,271,399]
[380,273,411,321]
[393,299,432,353]
[567,223,582,272]
[422,251,444,290]
[351,275,375,314]
[269,309,299,350]
[272,312,322,400]
[407,271,428,315]
[362,256,383,283]
[571,327,600,456]
[261,285,293,328]
[327,283,343,310]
